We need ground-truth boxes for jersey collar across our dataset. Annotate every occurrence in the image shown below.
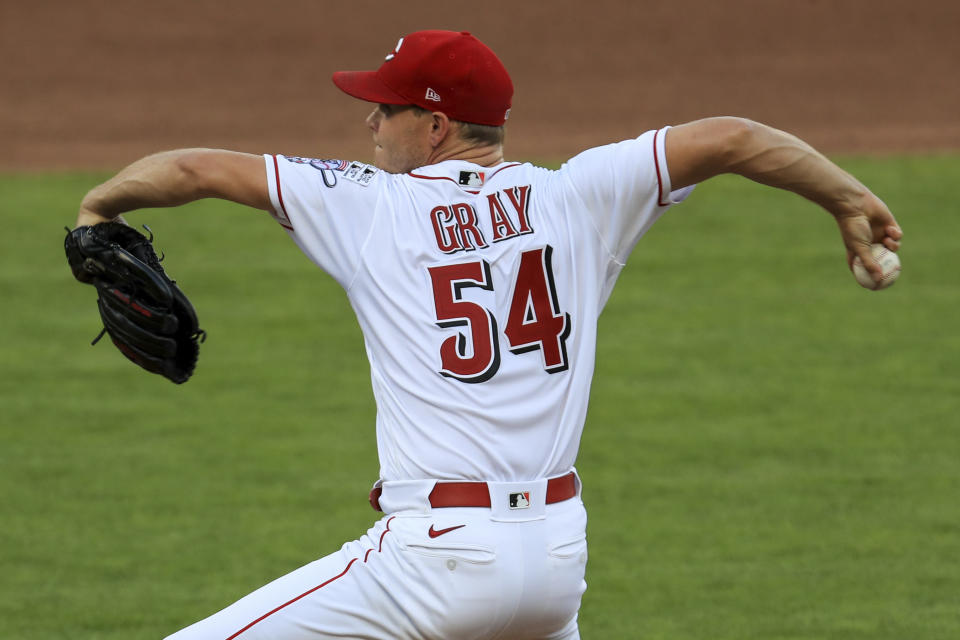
[407,160,522,193]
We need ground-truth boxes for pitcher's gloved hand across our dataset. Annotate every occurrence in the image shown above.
[65,222,205,384]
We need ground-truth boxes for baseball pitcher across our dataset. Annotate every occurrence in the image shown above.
[68,30,902,639]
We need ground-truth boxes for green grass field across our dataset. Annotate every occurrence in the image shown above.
[1,155,958,639]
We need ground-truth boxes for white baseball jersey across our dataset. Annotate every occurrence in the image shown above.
[263,127,693,484]
[167,129,694,640]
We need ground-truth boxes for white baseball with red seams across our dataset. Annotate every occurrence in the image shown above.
[165,128,693,640]
[852,243,901,290]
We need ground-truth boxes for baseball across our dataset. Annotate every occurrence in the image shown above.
[851,243,901,290]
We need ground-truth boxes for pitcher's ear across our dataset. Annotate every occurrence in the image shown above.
[429,112,452,146]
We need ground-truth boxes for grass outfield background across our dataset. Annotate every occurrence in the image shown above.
[1,155,957,638]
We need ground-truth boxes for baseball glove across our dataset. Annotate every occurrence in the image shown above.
[64,222,205,384]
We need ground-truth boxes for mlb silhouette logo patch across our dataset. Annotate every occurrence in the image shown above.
[509,491,531,509]
[458,171,485,187]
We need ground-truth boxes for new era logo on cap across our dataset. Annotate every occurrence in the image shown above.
[332,30,514,126]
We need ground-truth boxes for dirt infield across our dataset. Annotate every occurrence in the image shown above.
[2,0,958,171]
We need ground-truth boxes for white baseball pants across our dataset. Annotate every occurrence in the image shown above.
[165,476,587,639]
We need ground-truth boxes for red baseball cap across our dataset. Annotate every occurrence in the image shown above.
[332,30,513,127]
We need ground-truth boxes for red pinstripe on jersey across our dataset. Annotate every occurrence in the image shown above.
[408,162,522,192]
[408,171,480,194]
[653,129,670,207]
[271,155,294,230]
[226,517,396,639]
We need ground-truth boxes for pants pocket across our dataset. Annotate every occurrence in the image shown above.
[544,534,588,612]
[548,535,588,562]
[402,541,497,565]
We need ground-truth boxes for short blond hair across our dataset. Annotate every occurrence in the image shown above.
[410,106,505,146]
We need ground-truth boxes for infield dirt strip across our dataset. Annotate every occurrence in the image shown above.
[1,0,958,171]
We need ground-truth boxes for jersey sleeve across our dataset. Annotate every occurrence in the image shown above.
[263,155,382,288]
[556,127,695,263]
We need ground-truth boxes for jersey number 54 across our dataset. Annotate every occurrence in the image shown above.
[428,246,571,384]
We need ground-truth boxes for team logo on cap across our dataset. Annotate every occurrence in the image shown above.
[509,492,531,509]
[385,37,404,61]
[425,87,441,102]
